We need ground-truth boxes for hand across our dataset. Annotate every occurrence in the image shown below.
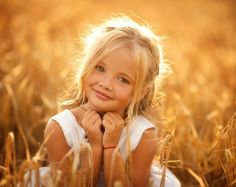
[102,112,124,147]
[82,110,103,148]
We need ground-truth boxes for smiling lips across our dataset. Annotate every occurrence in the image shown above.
[93,89,113,100]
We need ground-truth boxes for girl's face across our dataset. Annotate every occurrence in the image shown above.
[84,47,136,116]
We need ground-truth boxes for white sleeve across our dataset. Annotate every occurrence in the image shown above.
[49,109,86,149]
[118,116,157,160]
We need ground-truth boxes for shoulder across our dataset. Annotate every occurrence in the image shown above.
[134,116,158,149]
[44,119,70,159]
[131,115,156,129]
[129,115,157,138]
[120,115,157,153]
[44,109,74,149]
[131,115,158,153]
[131,116,158,158]
[44,118,63,138]
[137,127,157,150]
[44,110,70,140]
[130,117,158,186]
[131,120,158,162]
[67,106,85,126]
[47,108,82,130]
[44,118,68,145]
[132,115,158,152]
[46,108,88,149]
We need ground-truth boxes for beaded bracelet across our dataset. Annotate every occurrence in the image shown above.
[104,145,116,150]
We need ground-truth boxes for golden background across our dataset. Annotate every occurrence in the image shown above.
[0,0,235,186]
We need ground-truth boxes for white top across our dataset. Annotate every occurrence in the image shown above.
[50,109,156,161]
[23,109,181,187]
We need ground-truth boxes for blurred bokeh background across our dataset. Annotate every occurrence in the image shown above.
[0,0,235,186]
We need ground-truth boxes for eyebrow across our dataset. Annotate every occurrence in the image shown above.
[97,61,135,83]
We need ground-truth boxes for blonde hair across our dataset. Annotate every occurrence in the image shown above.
[62,16,171,129]
[61,15,172,186]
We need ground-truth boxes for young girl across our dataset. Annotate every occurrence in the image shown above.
[24,16,181,187]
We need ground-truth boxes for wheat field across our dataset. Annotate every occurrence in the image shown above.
[0,0,236,186]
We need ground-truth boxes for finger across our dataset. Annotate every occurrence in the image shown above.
[103,115,113,126]
[82,111,100,130]
[109,113,124,130]
[105,112,121,124]
[106,113,123,127]
[80,104,89,111]
[102,118,112,128]
[103,113,117,127]
[83,110,99,122]
[110,112,123,122]
[82,110,93,127]
[83,110,96,119]
[84,114,101,135]
[105,112,117,121]
[87,113,101,126]
[93,117,102,129]
[105,112,123,127]
[103,119,117,134]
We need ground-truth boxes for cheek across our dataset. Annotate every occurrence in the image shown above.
[117,87,134,103]
[85,74,97,86]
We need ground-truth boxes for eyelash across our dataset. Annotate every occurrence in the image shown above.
[117,77,130,84]
[95,65,104,72]
[94,65,130,84]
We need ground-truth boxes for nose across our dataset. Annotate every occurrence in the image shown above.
[98,75,113,90]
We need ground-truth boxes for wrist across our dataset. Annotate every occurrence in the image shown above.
[103,145,116,150]
[91,143,103,152]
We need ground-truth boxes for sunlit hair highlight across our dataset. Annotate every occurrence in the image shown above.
[60,15,172,186]
[63,16,171,128]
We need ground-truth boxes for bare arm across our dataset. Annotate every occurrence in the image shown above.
[81,110,103,187]
[44,119,103,187]
[44,120,71,186]
[103,147,130,187]
[131,128,158,186]
[89,145,102,187]
[103,128,158,187]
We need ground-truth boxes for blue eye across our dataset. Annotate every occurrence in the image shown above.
[117,77,130,84]
[95,65,104,72]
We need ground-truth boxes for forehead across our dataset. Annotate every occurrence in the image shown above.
[100,47,136,78]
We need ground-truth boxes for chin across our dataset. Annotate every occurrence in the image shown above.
[92,105,122,115]
[89,103,111,112]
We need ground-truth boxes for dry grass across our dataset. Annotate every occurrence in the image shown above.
[0,0,236,186]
